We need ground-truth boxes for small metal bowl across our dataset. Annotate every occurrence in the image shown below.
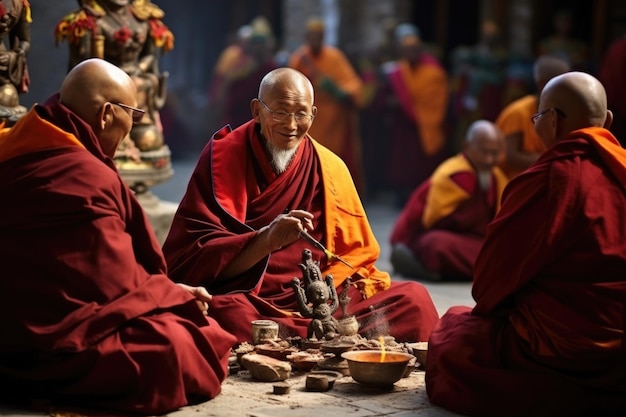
[341,350,413,389]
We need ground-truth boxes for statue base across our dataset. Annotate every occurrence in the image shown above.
[115,144,174,194]
[135,191,178,245]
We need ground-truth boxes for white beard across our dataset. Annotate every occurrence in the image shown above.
[477,170,492,191]
[265,141,298,174]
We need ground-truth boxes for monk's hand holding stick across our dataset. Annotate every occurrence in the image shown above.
[177,283,213,315]
[263,209,314,252]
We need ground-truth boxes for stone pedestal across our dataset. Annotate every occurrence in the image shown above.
[136,191,178,245]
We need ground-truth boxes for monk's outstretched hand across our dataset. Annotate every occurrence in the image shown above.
[177,283,213,315]
[265,209,314,252]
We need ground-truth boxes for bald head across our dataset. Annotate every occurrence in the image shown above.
[60,58,136,127]
[60,58,138,158]
[258,67,314,102]
[464,120,504,173]
[538,72,611,143]
[533,55,571,91]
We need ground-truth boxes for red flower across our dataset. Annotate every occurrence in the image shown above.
[113,27,132,45]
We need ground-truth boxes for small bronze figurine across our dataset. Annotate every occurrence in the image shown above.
[292,248,340,340]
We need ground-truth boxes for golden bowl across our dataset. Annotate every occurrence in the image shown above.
[341,350,413,389]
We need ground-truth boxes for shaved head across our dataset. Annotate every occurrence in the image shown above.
[60,58,137,157]
[464,120,504,175]
[258,67,314,102]
[251,68,317,172]
[60,58,136,126]
[465,120,501,145]
[540,71,611,134]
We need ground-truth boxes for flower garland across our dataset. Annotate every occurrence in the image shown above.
[148,19,174,52]
[54,10,98,45]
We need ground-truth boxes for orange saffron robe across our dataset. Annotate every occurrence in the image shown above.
[163,121,439,343]
[288,45,365,191]
[496,94,546,178]
[390,154,507,278]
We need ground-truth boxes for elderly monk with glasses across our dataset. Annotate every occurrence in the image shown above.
[0,58,235,415]
[163,67,439,345]
[426,71,626,416]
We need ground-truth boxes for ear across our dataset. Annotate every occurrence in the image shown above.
[251,98,261,123]
[604,109,613,130]
[98,102,113,130]
[311,105,318,118]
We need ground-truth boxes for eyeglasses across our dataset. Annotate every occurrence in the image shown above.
[258,98,314,124]
[531,107,566,124]
[113,102,145,124]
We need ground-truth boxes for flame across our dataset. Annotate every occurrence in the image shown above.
[379,336,386,362]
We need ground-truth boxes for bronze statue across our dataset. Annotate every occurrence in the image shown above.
[337,277,359,336]
[55,0,174,192]
[0,0,31,125]
[292,249,340,340]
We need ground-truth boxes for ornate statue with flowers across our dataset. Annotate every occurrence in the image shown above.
[0,0,31,125]
[55,0,175,192]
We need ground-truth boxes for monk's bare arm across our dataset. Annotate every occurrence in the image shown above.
[220,210,314,278]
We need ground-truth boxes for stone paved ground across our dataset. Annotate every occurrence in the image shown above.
[167,368,464,417]
[0,159,474,417]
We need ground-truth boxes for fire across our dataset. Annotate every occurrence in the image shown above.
[378,336,386,362]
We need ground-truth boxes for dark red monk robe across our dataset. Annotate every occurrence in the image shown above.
[390,153,507,279]
[426,128,626,416]
[0,96,236,415]
[163,121,439,343]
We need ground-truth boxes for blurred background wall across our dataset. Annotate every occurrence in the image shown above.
[22,0,626,159]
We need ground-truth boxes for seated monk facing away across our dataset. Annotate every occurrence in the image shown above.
[162,67,439,344]
[0,58,236,415]
[389,120,507,281]
[425,71,626,415]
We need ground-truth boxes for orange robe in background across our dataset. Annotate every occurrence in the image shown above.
[390,154,507,279]
[426,128,626,416]
[495,94,546,178]
[163,121,439,344]
[376,54,450,202]
[0,96,235,415]
[288,45,365,193]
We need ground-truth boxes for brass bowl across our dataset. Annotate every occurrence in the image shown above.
[411,342,428,369]
[341,350,413,389]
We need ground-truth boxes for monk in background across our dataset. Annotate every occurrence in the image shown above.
[426,72,626,415]
[0,59,235,415]
[389,120,507,281]
[496,55,570,179]
[288,17,366,194]
[162,67,439,345]
[375,23,450,206]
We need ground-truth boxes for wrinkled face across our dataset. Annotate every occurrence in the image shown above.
[252,81,316,152]
[465,134,503,172]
